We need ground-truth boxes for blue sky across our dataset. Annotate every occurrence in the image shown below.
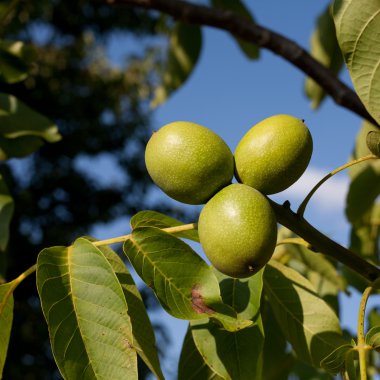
[104,1,379,377]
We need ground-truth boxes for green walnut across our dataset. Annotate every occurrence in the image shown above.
[198,183,277,278]
[234,114,313,194]
[145,121,234,204]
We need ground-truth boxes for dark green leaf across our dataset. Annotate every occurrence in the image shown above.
[0,94,61,159]
[211,0,259,60]
[320,343,355,374]
[366,325,380,351]
[305,5,343,109]
[190,270,264,380]
[0,40,32,84]
[152,22,202,107]
[333,0,380,124]
[264,260,347,367]
[130,210,199,242]
[36,238,138,380]
[92,240,164,380]
[123,227,251,332]
[0,281,15,379]
[178,327,223,380]
[0,174,13,251]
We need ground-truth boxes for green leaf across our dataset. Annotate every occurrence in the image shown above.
[130,210,199,242]
[366,131,380,157]
[0,174,13,252]
[305,5,343,109]
[0,94,61,159]
[320,343,355,374]
[123,227,252,332]
[92,241,164,380]
[210,0,259,60]
[264,260,347,367]
[366,325,380,351]
[178,327,223,380]
[0,40,32,84]
[152,22,202,107]
[190,270,264,380]
[36,238,138,380]
[0,281,15,379]
[333,0,380,124]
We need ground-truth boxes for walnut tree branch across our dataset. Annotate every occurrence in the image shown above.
[107,0,378,126]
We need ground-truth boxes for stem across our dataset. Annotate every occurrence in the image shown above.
[109,0,378,126]
[276,237,313,249]
[270,199,380,282]
[298,154,378,217]
[13,264,37,286]
[92,223,197,247]
[357,285,373,380]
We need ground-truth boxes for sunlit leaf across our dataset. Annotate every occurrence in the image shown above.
[0,40,33,84]
[123,227,252,332]
[36,238,138,380]
[0,281,15,379]
[130,210,199,242]
[190,270,264,380]
[333,0,380,124]
[92,240,164,380]
[305,5,343,109]
[211,0,259,60]
[0,174,13,252]
[152,22,202,107]
[366,325,380,351]
[320,343,355,374]
[264,260,347,367]
[178,327,224,380]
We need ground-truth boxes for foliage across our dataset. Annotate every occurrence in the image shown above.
[0,0,380,379]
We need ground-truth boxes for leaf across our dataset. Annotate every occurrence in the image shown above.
[152,22,202,107]
[366,131,380,157]
[178,327,223,380]
[320,343,356,374]
[190,270,264,380]
[305,5,343,109]
[263,260,347,367]
[366,325,380,351]
[0,281,15,379]
[130,210,199,242]
[0,40,32,84]
[210,0,259,60]
[91,240,164,380]
[333,0,380,124]
[36,238,138,380]
[123,227,252,332]
[0,174,13,252]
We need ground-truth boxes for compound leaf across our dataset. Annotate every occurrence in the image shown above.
[123,227,252,332]
[264,260,347,367]
[37,238,138,380]
[320,343,356,374]
[131,210,199,242]
[333,0,380,124]
[190,270,264,380]
[366,325,380,351]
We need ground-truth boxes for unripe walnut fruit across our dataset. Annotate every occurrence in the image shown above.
[234,114,313,194]
[145,121,234,204]
[198,183,277,278]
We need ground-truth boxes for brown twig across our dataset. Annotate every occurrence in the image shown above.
[106,0,378,126]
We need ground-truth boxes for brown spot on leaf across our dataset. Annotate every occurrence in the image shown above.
[191,286,215,314]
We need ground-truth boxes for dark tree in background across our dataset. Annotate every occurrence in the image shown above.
[0,1,179,378]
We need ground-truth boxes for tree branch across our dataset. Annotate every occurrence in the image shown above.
[270,200,380,283]
[107,0,378,126]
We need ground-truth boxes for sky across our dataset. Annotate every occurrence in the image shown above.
[104,0,380,377]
